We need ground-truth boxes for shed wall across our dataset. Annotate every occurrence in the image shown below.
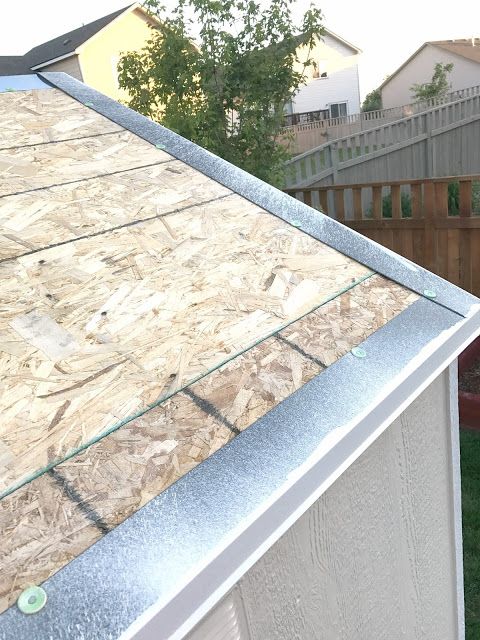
[186,366,462,640]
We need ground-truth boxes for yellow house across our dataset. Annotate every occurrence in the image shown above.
[0,3,159,102]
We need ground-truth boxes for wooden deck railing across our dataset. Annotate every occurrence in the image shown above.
[282,84,480,155]
[283,84,480,131]
[286,175,480,295]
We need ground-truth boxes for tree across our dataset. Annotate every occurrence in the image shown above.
[362,88,382,112]
[118,0,324,186]
[410,62,454,102]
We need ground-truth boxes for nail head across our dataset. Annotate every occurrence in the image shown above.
[17,586,47,615]
[351,346,367,359]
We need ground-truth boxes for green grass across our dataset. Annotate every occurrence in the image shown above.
[461,429,480,639]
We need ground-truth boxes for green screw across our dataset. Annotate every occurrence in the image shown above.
[17,586,47,615]
[155,144,166,150]
[423,289,437,299]
[351,346,367,359]
[291,220,302,228]
[83,102,94,108]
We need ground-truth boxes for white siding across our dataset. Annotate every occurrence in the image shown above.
[187,367,462,640]
[382,43,480,109]
[292,33,361,115]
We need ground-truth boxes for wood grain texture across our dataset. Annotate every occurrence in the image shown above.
[0,131,170,196]
[0,161,231,259]
[237,370,459,640]
[0,89,122,149]
[0,191,370,495]
[0,276,417,612]
[0,474,101,614]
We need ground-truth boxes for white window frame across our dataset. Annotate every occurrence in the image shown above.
[329,102,348,118]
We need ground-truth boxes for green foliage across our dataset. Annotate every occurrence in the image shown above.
[410,62,454,102]
[361,88,382,112]
[381,192,412,218]
[460,429,480,639]
[448,181,459,215]
[118,0,324,186]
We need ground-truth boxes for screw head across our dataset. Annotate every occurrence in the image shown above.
[83,102,94,108]
[351,346,367,359]
[17,586,47,615]
[291,220,302,228]
[423,289,437,299]
[155,144,166,150]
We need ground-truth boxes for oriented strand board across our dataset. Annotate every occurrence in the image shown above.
[0,473,101,614]
[281,274,418,366]
[0,88,122,149]
[0,161,231,260]
[0,276,418,612]
[0,131,171,196]
[0,192,371,495]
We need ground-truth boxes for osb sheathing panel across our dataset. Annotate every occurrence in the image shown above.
[0,88,121,149]
[0,192,371,495]
[0,131,171,196]
[0,161,231,259]
[0,473,101,614]
[0,275,418,612]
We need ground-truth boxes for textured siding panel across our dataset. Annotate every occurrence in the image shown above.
[236,370,460,640]
[186,589,249,640]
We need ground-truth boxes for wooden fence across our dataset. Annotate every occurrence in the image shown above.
[284,93,480,189]
[282,84,480,155]
[286,175,480,296]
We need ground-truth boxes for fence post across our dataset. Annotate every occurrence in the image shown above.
[423,181,436,273]
[459,180,473,291]
[424,112,434,177]
[330,143,339,184]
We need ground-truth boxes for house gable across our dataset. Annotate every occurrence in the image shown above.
[292,30,361,115]
[381,42,480,109]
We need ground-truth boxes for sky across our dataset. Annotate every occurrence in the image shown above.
[1,0,479,99]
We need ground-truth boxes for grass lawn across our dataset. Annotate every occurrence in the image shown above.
[461,428,480,639]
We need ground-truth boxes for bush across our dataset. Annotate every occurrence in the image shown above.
[381,192,412,218]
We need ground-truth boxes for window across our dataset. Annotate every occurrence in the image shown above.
[312,59,328,79]
[329,102,347,118]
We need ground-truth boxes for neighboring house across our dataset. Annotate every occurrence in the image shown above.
[287,29,362,119]
[0,3,158,101]
[380,39,480,109]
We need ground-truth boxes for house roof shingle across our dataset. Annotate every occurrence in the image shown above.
[430,39,480,65]
[0,56,31,76]
[0,4,133,76]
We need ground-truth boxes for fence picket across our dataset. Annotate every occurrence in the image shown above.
[285,175,480,296]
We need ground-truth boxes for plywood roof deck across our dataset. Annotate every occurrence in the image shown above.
[0,86,419,612]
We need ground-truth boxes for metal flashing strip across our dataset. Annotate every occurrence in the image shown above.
[1,298,479,640]
[0,75,51,92]
[39,71,479,318]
